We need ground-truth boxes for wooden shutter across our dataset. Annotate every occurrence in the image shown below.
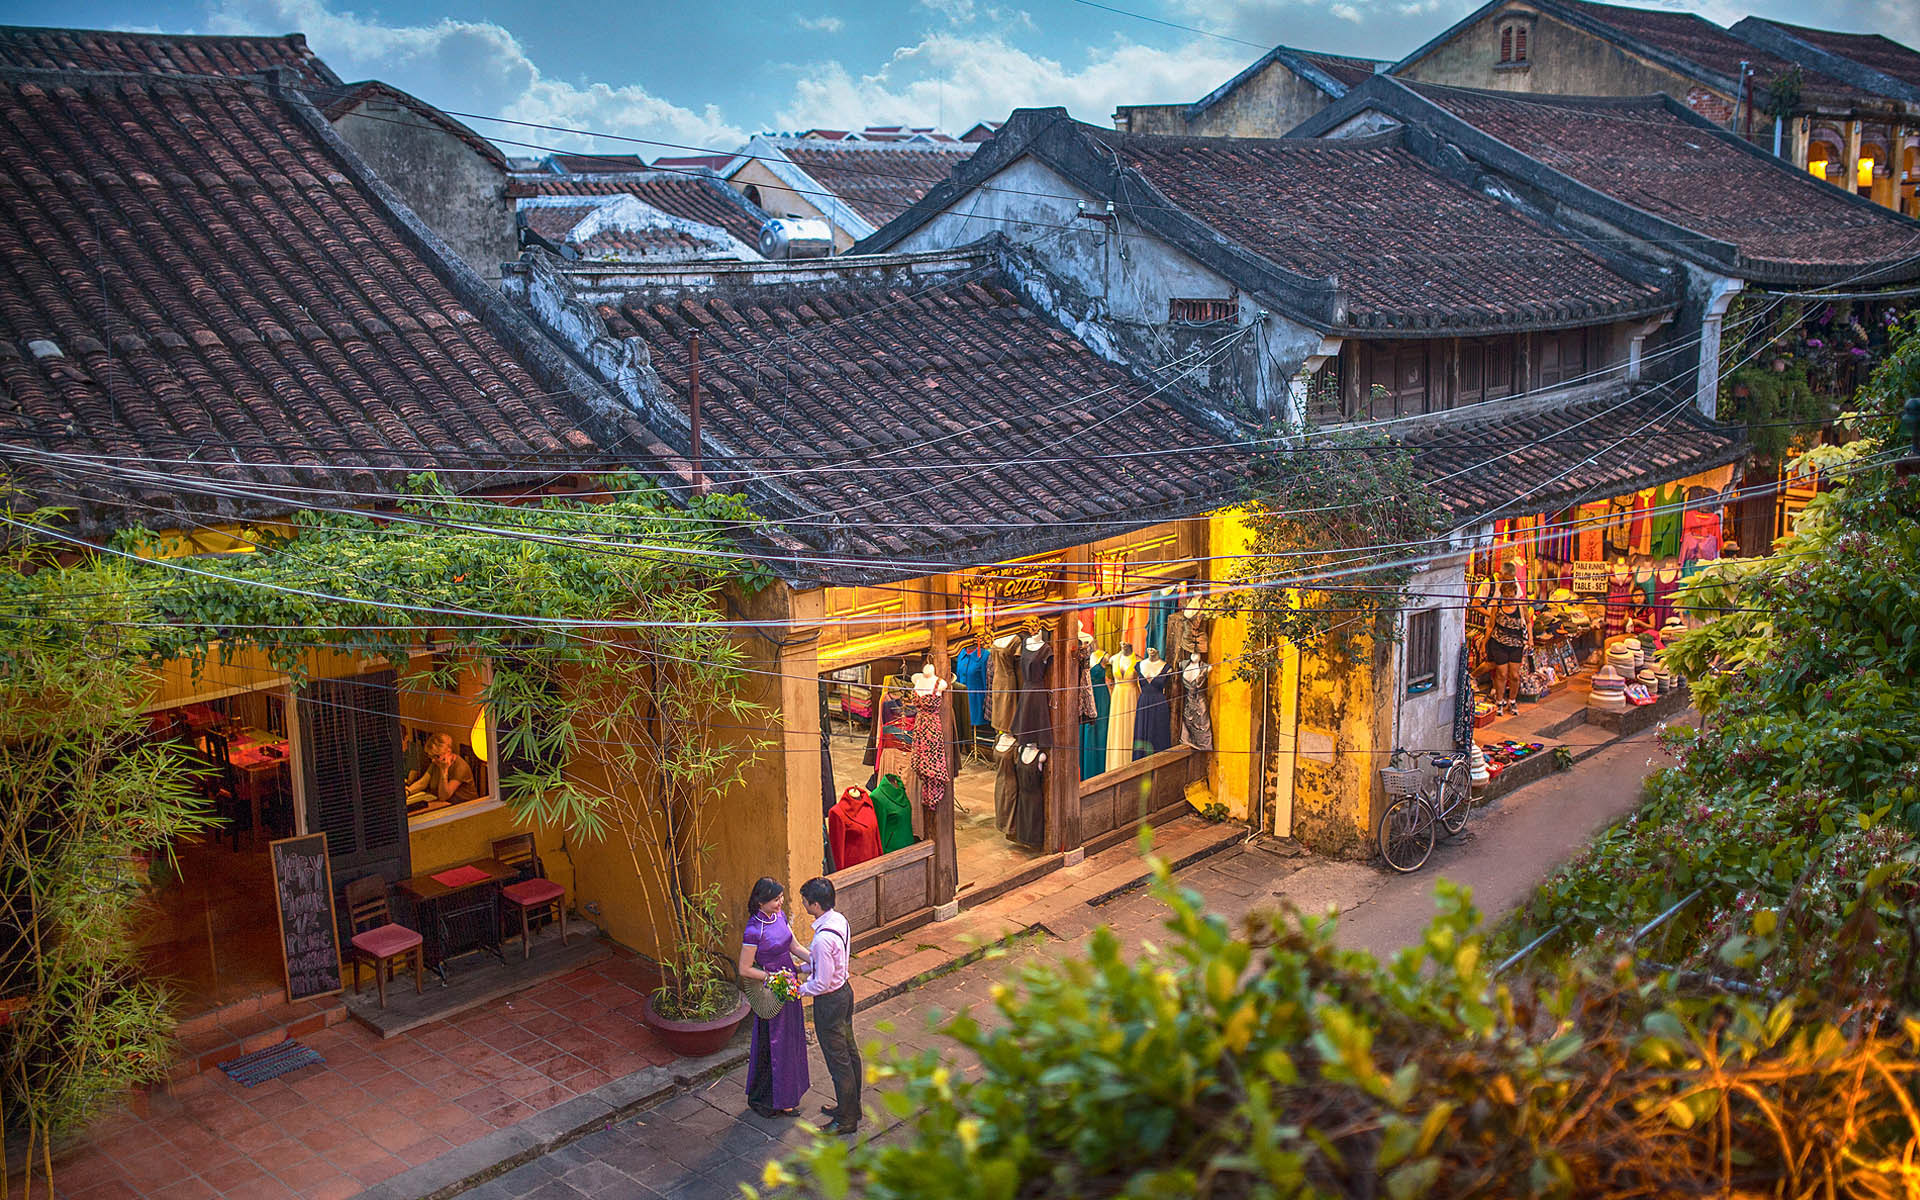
[299,670,409,888]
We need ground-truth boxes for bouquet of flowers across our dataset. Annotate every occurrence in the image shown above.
[768,968,802,1005]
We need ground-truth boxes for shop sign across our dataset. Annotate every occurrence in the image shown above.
[1571,561,1609,594]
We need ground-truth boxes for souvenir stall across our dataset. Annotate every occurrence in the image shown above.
[1461,464,1736,731]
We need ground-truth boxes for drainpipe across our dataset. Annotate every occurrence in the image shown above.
[1773,115,1784,158]
[1737,61,1752,139]
[1696,278,1745,419]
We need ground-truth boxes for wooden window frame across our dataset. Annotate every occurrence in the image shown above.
[1168,297,1238,324]
[1405,609,1440,693]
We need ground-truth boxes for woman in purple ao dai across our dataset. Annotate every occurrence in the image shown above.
[737,877,809,1116]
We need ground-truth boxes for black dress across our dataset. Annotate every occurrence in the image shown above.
[1014,639,1053,747]
[1132,668,1172,760]
[1012,748,1045,849]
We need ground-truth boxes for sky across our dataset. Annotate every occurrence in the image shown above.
[3,0,1914,159]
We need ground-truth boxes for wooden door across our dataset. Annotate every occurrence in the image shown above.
[298,670,409,889]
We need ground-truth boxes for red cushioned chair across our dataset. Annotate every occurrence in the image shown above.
[492,834,566,960]
[344,876,423,1008]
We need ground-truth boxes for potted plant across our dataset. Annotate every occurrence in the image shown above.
[639,884,749,1056]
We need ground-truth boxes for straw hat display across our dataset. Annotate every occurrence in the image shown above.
[1468,742,1490,791]
[1606,641,1638,675]
[1588,664,1628,713]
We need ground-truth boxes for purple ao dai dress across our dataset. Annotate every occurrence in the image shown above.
[742,910,809,1111]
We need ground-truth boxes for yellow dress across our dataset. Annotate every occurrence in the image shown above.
[1104,655,1139,775]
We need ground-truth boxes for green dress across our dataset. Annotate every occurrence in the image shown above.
[1080,660,1110,781]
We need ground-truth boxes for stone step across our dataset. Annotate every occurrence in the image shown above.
[167,994,348,1082]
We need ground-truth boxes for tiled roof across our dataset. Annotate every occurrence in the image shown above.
[774,142,976,229]
[0,68,616,535]
[1296,51,1383,89]
[320,79,507,170]
[1405,391,1746,517]
[517,197,736,260]
[590,266,1251,567]
[508,171,768,246]
[549,152,652,173]
[0,25,343,90]
[1090,124,1672,330]
[1402,84,1920,275]
[1737,19,1920,92]
[650,153,734,171]
[1547,0,1871,106]
[523,204,604,243]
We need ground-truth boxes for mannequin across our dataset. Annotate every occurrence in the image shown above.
[910,666,951,823]
[992,731,1018,833]
[1132,648,1173,759]
[827,786,881,871]
[1138,647,1165,680]
[1180,653,1212,750]
[1652,558,1683,626]
[1014,629,1053,746]
[989,632,1020,734]
[1104,644,1139,774]
[1011,744,1045,848]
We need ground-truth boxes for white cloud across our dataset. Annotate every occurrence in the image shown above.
[779,32,1248,131]
[203,0,744,156]
[796,14,846,33]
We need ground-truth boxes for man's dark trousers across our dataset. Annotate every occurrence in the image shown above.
[813,982,860,1127]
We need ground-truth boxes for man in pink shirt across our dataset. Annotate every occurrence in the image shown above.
[798,877,859,1135]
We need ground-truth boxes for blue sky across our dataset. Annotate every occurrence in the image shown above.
[4,0,1910,157]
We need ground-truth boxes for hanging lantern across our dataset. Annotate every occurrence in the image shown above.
[471,709,490,762]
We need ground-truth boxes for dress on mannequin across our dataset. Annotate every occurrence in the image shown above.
[1132,663,1172,759]
[1652,565,1682,626]
[1179,660,1212,750]
[992,734,1018,834]
[827,787,881,871]
[910,683,949,810]
[1604,566,1633,640]
[988,637,1018,732]
[1011,746,1045,849]
[1104,654,1139,774]
[1080,657,1109,780]
[1014,637,1054,746]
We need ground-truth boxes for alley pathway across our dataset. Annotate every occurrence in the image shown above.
[446,731,1671,1200]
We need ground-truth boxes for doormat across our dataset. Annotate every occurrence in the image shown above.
[218,1040,323,1087]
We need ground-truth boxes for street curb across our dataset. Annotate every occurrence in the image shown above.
[1084,825,1246,907]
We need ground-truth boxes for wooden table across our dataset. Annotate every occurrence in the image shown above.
[226,730,289,848]
[397,857,515,981]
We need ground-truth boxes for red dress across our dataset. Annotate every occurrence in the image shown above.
[827,787,882,870]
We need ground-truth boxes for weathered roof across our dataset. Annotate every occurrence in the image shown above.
[1290,77,1920,286]
[1757,22,1920,89]
[517,196,749,260]
[1406,390,1747,518]
[1297,51,1385,90]
[1729,17,1920,102]
[508,170,769,247]
[549,152,652,173]
[862,109,1678,336]
[321,79,508,171]
[769,140,976,229]
[0,68,628,534]
[1169,44,1385,125]
[0,24,343,90]
[581,251,1252,572]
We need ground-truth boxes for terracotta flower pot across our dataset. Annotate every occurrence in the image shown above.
[641,989,749,1058]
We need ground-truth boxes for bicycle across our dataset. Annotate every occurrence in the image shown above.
[1375,748,1473,873]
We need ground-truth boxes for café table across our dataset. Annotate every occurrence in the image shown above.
[225,729,289,848]
[397,857,515,982]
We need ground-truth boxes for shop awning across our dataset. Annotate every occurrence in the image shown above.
[1402,390,1749,523]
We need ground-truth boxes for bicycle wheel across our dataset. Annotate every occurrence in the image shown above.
[1377,794,1435,873]
[1436,760,1472,838]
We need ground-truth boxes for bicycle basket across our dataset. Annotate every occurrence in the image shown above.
[1379,766,1423,798]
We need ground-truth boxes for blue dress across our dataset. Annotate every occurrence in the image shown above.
[954,646,990,727]
[742,911,808,1111]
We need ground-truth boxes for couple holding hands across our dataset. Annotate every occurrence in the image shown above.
[737,876,861,1135]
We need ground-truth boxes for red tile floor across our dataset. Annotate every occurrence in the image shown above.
[49,955,675,1200]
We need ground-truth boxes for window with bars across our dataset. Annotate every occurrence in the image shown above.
[1169,297,1238,323]
[1498,23,1529,64]
[1406,609,1440,693]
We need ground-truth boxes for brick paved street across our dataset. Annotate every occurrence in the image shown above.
[452,734,1667,1200]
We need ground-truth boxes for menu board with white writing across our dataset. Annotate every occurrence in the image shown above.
[270,833,344,1003]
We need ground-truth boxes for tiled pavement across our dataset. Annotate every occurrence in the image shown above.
[51,955,675,1200]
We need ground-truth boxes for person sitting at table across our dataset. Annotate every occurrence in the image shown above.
[406,732,477,811]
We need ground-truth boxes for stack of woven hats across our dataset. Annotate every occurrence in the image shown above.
[1589,664,1628,713]
[1468,742,1490,792]
[1662,615,1688,642]
[1606,640,1638,676]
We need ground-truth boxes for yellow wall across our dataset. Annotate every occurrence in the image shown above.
[1207,509,1257,822]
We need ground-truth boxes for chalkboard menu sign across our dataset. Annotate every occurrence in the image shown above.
[270,833,344,1003]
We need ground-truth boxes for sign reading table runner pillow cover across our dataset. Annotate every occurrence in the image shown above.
[269,833,343,1002]
[1571,561,1609,594]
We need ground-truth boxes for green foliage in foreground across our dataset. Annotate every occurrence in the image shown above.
[1515,328,1920,1003]
[759,856,1920,1199]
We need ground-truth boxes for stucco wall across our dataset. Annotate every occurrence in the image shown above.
[888,156,1327,418]
[1397,8,1726,116]
[1288,632,1393,858]
[1117,61,1337,138]
[330,101,516,283]
[1389,553,1472,764]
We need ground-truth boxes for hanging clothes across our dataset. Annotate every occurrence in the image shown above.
[1604,495,1635,557]
[1576,501,1607,562]
[1080,659,1109,781]
[948,679,975,752]
[1011,748,1045,849]
[993,739,1017,833]
[827,787,882,871]
[869,774,914,853]
[1604,567,1634,641]
[1014,638,1054,747]
[1451,643,1475,751]
[1178,661,1212,750]
[911,688,949,811]
[1680,509,1721,564]
[1143,591,1176,658]
[953,646,990,728]
[1104,657,1140,774]
[1132,666,1173,760]
[1649,483,1683,559]
[1652,566,1682,626]
[988,639,1018,733]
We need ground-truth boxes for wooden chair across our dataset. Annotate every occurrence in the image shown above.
[344,876,423,1008]
[492,834,566,960]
